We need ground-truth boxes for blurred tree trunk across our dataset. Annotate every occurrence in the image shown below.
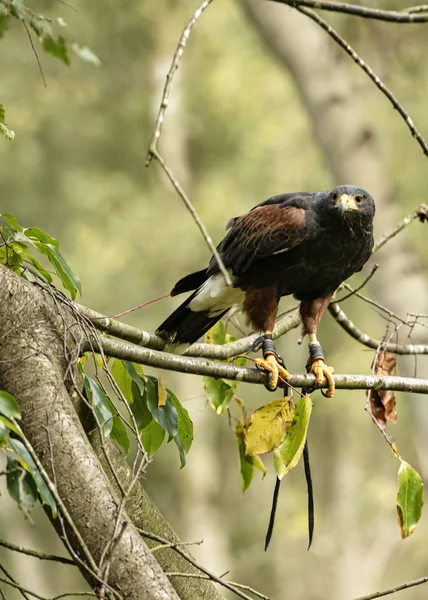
[240,1,428,597]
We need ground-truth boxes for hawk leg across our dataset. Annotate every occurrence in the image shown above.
[307,334,335,398]
[255,332,290,391]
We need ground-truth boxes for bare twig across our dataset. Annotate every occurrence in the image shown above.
[333,264,379,303]
[0,563,32,600]
[0,539,74,565]
[145,0,232,287]
[21,19,47,87]
[165,572,271,600]
[0,577,100,600]
[138,529,258,600]
[10,419,101,580]
[295,7,428,158]
[353,575,428,600]
[148,148,232,286]
[328,302,428,355]
[273,0,428,22]
[373,205,428,253]
[147,0,214,163]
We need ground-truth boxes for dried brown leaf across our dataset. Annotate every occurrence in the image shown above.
[416,203,428,223]
[367,351,397,429]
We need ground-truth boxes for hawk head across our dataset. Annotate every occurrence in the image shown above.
[329,185,375,222]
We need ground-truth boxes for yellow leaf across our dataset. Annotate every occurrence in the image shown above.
[245,397,294,456]
[273,395,312,479]
[391,442,400,458]
[252,453,267,478]
[157,378,167,407]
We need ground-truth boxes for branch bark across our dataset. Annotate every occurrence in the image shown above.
[0,264,199,600]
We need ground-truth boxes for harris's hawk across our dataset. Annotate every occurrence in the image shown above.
[156,185,375,396]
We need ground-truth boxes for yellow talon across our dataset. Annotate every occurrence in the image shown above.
[255,354,290,390]
[310,358,335,398]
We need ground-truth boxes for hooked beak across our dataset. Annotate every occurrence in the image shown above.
[335,193,359,212]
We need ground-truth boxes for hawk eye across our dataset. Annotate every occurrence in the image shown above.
[355,195,364,205]
[332,192,338,201]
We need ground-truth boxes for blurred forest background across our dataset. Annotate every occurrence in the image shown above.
[1,0,428,598]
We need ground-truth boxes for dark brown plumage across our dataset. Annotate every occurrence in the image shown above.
[156,184,375,394]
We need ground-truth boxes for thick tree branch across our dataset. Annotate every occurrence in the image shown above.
[0,265,180,600]
[84,334,428,395]
[76,301,301,359]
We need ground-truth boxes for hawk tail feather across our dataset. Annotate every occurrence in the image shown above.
[156,290,228,348]
[170,269,208,296]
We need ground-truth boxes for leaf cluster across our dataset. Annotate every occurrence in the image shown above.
[0,391,57,518]
[0,213,81,299]
[0,0,100,67]
[83,359,193,468]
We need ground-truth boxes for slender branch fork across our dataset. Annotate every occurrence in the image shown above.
[146,0,232,287]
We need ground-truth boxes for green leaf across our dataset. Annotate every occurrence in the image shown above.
[0,415,23,438]
[245,397,294,456]
[167,390,193,467]
[123,361,146,396]
[146,377,178,438]
[6,457,38,516]
[1,213,23,231]
[130,381,152,431]
[8,438,57,517]
[0,391,21,420]
[205,321,226,345]
[203,376,234,416]
[0,14,10,39]
[111,359,134,403]
[43,35,70,65]
[0,419,9,446]
[169,390,193,454]
[71,43,101,66]
[141,419,165,457]
[396,460,424,539]
[35,242,81,299]
[26,255,53,283]
[23,227,59,248]
[9,0,26,20]
[236,427,253,492]
[84,376,114,436]
[273,395,312,480]
[110,416,130,454]
[0,105,15,141]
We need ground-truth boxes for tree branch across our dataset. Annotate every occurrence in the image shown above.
[75,301,301,359]
[353,574,428,600]
[373,204,428,253]
[145,0,232,287]
[294,6,428,158]
[0,539,74,565]
[84,333,428,394]
[329,302,428,354]
[272,0,428,22]
[0,265,180,600]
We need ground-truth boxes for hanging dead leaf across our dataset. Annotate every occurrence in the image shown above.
[367,351,397,429]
